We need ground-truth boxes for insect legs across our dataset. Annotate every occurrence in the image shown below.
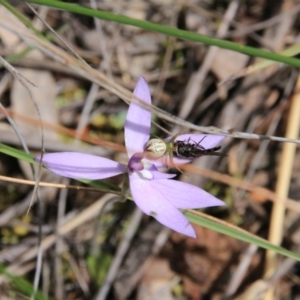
[173,137,222,159]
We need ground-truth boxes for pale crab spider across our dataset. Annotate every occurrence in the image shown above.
[144,135,222,167]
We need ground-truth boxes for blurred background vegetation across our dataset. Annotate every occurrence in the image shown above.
[0,0,300,299]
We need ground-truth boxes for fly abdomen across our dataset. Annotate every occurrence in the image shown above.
[173,139,222,159]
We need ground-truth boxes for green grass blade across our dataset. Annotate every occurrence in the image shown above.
[0,264,51,300]
[1,142,299,260]
[25,0,300,67]
[0,0,45,38]
[185,211,300,261]
[0,143,36,163]
[244,42,300,75]
[0,0,68,68]
[0,142,120,192]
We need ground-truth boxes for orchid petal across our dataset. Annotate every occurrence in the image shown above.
[144,158,166,169]
[148,165,176,179]
[129,173,196,238]
[35,152,127,180]
[127,154,175,179]
[175,134,225,149]
[150,169,177,179]
[134,167,175,180]
[149,179,225,209]
[147,156,192,169]
[125,77,152,157]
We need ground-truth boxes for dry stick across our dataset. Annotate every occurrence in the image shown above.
[4,155,299,278]
[0,71,11,94]
[224,4,300,83]
[225,244,258,297]
[264,74,300,300]
[0,103,31,154]
[66,14,113,292]
[94,209,144,300]
[70,8,116,293]
[262,14,300,293]
[177,0,239,122]
[152,8,176,107]
[0,57,42,177]
[0,23,296,143]
[0,129,111,155]
[180,164,300,213]
[152,35,175,106]
[75,0,113,142]
[227,4,300,38]
[233,70,297,214]
[0,108,123,152]
[72,0,114,142]
[52,87,96,298]
[53,27,106,297]
[5,56,89,79]
[3,8,298,296]
[242,72,296,188]
[2,163,300,214]
[7,194,118,275]
[2,159,300,214]
[55,178,68,300]
[236,257,297,300]
[0,185,52,227]
[3,171,299,278]
[64,249,90,296]
[0,175,120,194]
[224,74,297,297]
[2,17,300,145]
[89,0,113,80]
[125,227,171,297]
[56,20,112,292]
[0,54,45,299]
[0,74,31,154]
[23,1,91,70]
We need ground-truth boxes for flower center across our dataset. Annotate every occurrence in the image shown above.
[128,153,153,179]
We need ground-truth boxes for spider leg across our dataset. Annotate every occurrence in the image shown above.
[167,147,183,173]
[165,132,184,160]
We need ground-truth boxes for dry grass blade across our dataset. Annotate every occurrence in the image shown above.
[7,194,118,275]
[0,15,300,145]
[264,74,300,299]
[1,2,300,299]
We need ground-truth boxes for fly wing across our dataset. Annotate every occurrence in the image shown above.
[188,145,224,158]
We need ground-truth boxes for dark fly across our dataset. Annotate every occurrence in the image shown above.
[173,137,222,159]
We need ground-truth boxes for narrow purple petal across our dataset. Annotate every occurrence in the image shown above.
[146,158,167,169]
[149,179,226,209]
[175,134,225,149]
[129,173,196,238]
[147,156,191,169]
[35,152,127,180]
[124,77,152,157]
[150,169,177,179]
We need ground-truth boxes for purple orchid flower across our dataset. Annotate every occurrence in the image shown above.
[35,77,225,238]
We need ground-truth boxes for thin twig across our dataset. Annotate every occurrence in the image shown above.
[177,0,239,121]
[94,208,143,300]
[2,18,300,145]
[264,73,300,298]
